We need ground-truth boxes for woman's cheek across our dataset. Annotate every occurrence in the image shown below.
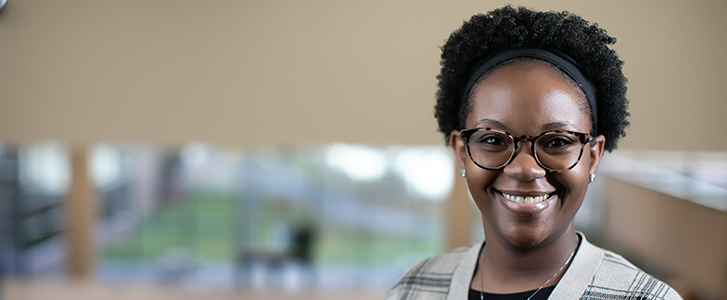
[465,170,498,208]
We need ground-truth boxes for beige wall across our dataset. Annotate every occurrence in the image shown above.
[603,177,727,298]
[1,0,725,149]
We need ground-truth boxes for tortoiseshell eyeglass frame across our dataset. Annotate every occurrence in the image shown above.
[459,127,593,173]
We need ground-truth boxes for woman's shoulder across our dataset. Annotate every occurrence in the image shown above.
[583,243,683,300]
[385,243,478,300]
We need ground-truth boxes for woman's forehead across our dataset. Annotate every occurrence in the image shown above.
[467,64,591,133]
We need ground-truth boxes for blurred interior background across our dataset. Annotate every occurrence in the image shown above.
[0,1,725,300]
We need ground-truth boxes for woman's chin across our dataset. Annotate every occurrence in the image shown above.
[501,229,550,250]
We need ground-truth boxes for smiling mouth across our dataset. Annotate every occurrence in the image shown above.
[500,191,554,204]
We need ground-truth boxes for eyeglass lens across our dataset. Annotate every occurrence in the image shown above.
[467,130,584,171]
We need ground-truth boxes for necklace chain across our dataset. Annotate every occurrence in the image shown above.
[479,239,578,300]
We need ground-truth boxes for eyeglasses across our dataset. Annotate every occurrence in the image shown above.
[460,128,592,173]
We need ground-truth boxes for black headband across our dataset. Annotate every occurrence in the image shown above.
[461,48,598,132]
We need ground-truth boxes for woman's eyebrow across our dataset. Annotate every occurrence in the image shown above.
[474,119,578,132]
[475,118,507,129]
[540,121,577,131]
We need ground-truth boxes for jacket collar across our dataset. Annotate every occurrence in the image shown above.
[446,231,603,300]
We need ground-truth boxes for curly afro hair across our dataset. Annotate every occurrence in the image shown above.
[435,5,629,152]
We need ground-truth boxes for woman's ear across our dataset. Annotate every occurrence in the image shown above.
[450,130,467,170]
[588,135,606,175]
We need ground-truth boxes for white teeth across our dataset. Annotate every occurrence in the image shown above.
[502,192,549,204]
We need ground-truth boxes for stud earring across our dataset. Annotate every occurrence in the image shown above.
[589,174,596,183]
[460,169,466,178]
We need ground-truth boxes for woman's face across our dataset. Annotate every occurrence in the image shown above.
[450,63,605,250]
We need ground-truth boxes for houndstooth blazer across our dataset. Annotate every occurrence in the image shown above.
[385,232,683,300]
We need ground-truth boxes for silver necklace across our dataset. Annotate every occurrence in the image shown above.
[479,241,578,300]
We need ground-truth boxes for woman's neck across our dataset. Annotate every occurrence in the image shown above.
[473,227,580,294]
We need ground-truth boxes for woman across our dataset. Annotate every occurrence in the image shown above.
[386,6,682,300]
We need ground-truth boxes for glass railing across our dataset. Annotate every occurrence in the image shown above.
[0,141,454,294]
[598,150,727,212]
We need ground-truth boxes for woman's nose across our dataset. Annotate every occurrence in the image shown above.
[502,144,547,181]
